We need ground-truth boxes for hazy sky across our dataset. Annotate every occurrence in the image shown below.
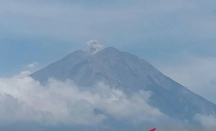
[1,0,216,103]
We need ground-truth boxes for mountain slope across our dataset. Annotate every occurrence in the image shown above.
[30,47,216,123]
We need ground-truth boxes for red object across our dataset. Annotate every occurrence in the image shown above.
[150,128,156,131]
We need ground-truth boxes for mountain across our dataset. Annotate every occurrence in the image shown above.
[30,47,216,124]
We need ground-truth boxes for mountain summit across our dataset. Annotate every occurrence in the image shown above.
[30,47,216,124]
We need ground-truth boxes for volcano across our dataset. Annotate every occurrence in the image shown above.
[30,46,216,124]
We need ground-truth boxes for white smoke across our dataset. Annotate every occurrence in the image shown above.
[87,39,103,54]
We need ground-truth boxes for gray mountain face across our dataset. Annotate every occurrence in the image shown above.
[30,47,216,124]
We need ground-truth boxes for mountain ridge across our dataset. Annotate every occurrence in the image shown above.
[30,47,216,124]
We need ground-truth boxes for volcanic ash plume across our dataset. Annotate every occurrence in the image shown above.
[87,39,103,54]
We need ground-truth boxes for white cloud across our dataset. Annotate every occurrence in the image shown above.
[0,70,166,126]
[27,62,39,70]
[194,114,216,125]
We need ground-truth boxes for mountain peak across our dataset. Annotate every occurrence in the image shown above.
[103,47,120,51]
[30,47,216,123]
[95,47,121,55]
[95,47,123,58]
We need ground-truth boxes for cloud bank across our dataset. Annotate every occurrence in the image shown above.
[194,114,216,125]
[0,70,165,126]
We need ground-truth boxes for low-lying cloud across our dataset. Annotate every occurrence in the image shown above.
[194,114,216,125]
[0,70,165,126]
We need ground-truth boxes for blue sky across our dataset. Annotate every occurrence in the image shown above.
[1,0,216,103]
